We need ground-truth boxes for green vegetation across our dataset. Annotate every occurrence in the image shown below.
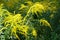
[0,0,60,40]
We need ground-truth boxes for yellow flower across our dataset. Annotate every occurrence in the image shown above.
[32,28,37,37]
[27,2,45,16]
[25,1,33,6]
[3,14,22,25]
[39,19,52,30]
[19,4,27,10]
[18,25,29,36]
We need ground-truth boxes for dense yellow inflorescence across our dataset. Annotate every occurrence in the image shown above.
[3,13,23,40]
[2,12,37,39]
[0,1,57,40]
[39,19,52,30]
[27,2,45,16]
[3,14,22,25]
[18,25,29,36]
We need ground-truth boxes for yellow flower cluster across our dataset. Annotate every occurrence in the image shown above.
[39,19,52,30]
[2,12,37,39]
[27,2,45,16]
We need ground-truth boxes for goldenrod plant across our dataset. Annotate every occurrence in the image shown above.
[0,0,60,40]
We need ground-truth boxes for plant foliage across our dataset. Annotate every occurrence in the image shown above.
[0,0,60,40]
